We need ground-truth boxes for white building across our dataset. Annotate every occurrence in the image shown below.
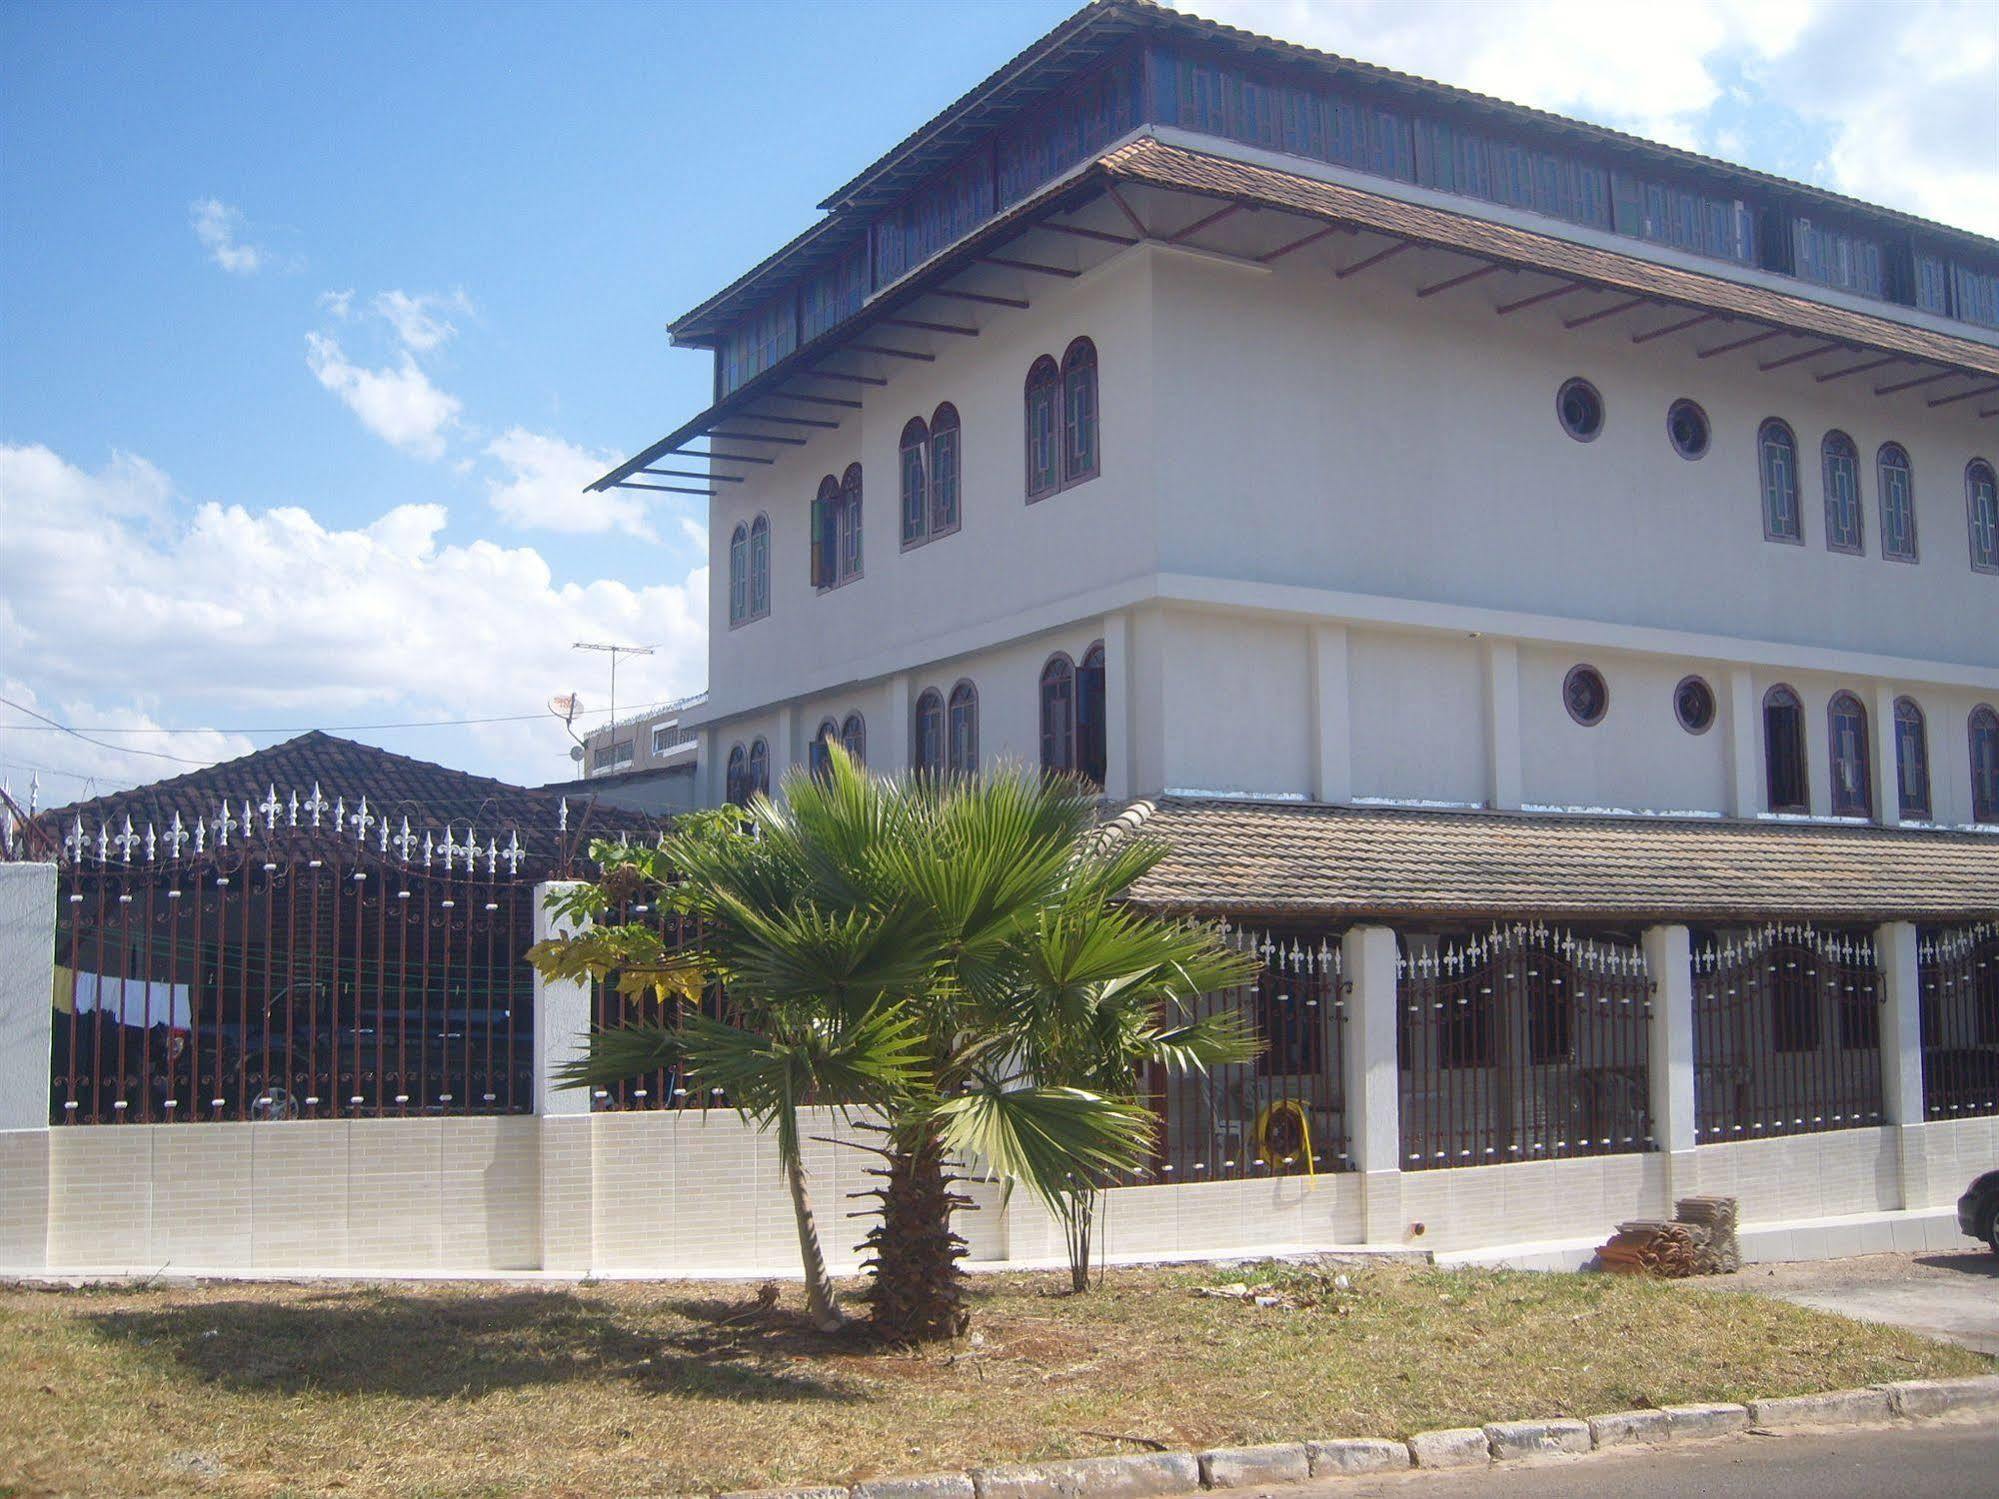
[583,2,1999,1257]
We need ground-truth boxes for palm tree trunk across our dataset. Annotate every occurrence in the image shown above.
[784,1148,845,1333]
[861,1126,970,1341]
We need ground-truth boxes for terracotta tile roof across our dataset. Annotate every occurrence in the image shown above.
[1114,797,1999,924]
[1099,138,1999,382]
[30,732,657,873]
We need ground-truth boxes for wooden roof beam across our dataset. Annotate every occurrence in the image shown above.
[849,343,936,362]
[1631,311,1717,344]
[1562,295,1648,330]
[1872,369,1957,397]
[1256,222,1348,263]
[1758,340,1844,372]
[1415,262,1503,299]
[884,315,977,337]
[1929,381,1999,409]
[708,429,808,445]
[768,391,863,410]
[1039,219,1139,247]
[1167,200,1247,245]
[1815,354,1899,384]
[1106,185,1151,239]
[1697,328,1783,359]
[1335,239,1410,279]
[931,287,1030,310]
[642,468,744,483]
[805,368,889,386]
[979,254,1079,278]
[1494,281,1585,315]
[619,481,716,496]
[738,411,839,429]
[669,446,774,465]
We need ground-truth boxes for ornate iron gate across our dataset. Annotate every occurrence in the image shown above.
[1919,922,1999,1122]
[1398,923,1652,1170]
[1691,924,1884,1142]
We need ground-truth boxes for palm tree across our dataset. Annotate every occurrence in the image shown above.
[528,751,1258,1340]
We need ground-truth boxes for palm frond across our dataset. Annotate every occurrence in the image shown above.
[930,1084,1155,1206]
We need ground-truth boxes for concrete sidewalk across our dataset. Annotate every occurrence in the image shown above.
[1697,1249,1999,1356]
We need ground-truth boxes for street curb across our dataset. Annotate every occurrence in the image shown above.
[724,1374,1999,1498]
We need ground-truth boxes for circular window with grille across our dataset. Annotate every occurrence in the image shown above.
[1557,377,1604,442]
[1667,398,1710,460]
[1674,675,1716,734]
[1563,664,1609,726]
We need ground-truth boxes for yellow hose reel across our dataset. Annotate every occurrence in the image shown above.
[1255,1098,1316,1178]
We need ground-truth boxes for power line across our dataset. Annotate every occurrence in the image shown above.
[0,695,700,737]
[0,696,213,766]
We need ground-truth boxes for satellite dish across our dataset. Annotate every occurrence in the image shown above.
[569,745,585,763]
[548,693,581,724]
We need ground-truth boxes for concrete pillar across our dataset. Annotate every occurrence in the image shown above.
[1725,668,1760,818]
[532,881,595,1273]
[1871,684,1902,827]
[1482,639,1522,812]
[1308,623,1351,805]
[0,862,56,1271]
[1100,611,1131,801]
[1341,924,1402,1242]
[774,703,797,791]
[883,672,911,775]
[1642,924,1696,1201]
[695,726,716,808]
[1876,921,1927,1210]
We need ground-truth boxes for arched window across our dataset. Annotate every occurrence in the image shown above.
[841,711,866,764]
[1077,641,1107,790]
[1061,338,1099,486]
[929,403,961,535]
[811,472,862,589]
[1894,698,1930,820]
[1827,691,1872,818]
[728,523,749,625]
[913,689,945,778]
[747,737,770,797]
[1758,420,1801,543]
[1039,654,1076,776]
[947,681,978,777]
[1969,460,1999,573]
[809,719,839,782]
[1877,444,1917,562]
[1972,705,1999,823]
[1821,431,1862,553]
[899,417,928,547]
[1025,356,1060,500]
[725,744,748,806]
[1763,684,1809,814]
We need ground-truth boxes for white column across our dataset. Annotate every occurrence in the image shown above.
[533,880,595,1273]
[0,863,56,1272]
[1725,667,1760,818]
[1642,925,1696,1202]
[1876,921,1926,1210]
[883,672,911,775]
[0,862,56,1132]
[1342,924,1402,1242]
[1309,623,1351,805]
[1482,639,1522,812]
[695,726,716,807]
[532,882,592,1117]
[1100,611,1131,801]
[774,703,797,790]
[1871,684,1902,827]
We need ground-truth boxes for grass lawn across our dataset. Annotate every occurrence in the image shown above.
[3,1261,1988,1497]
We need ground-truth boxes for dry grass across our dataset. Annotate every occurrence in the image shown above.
[2,1261,1986,1497]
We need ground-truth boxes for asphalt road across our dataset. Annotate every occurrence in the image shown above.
[1253,1417,1999,1498]
[1698,1249,1999,1356]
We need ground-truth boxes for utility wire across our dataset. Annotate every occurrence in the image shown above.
[0,697,695,737]
[0,696,213,766]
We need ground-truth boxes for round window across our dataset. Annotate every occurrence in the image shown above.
[1563,664,1609,726]
[1557,378,1604,442]
[1674,674,1716,734]
[1667,399,1710,460]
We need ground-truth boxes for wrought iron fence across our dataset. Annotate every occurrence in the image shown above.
[1398,923,1653,1170]
[585,894,717,1112]
[1691,924,1884,1142]
[1919,922,1999,1122]
[46,788,596,1124]
[1143,927,1348,1183]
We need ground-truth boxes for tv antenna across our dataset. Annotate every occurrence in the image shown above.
[572,641,654,729]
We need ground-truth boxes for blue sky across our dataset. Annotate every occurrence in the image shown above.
[3,0,1994,805]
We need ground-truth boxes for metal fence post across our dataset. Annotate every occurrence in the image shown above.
[533,880,594,1272]
[0,862,56,1271]
[1642,924,1695,1203]
[1875,921,1925,1209]
[1341,924,1401,1243]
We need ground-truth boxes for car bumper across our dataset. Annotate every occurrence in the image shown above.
[1960,1191,1987,1239]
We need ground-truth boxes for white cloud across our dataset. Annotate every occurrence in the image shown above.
[373,288,473,353]
[189,197,266,275]
[305,331,462,459]
[484,427,654,537]
[318,288,355,319]
[0,443,707,796]
[1171,0,1997,235]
